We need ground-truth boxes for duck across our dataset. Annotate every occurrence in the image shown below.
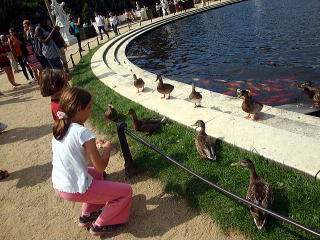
[231,159,272,230]
[104,102,118,124]
[298,81,320,108]
[156,75,174,99]
[131,69,145,93]
[127,108,164,135]
[189,82,202,108]
[191,120,216,160]
[237,89,263,121]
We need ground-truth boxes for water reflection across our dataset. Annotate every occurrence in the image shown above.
[126,0,320,106]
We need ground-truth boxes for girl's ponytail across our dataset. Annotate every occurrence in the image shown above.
[52,87,92,141]
[53,118,69,140]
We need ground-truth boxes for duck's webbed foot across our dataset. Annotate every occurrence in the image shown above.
[245,114,251,119]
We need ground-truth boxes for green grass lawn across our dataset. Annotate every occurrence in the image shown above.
[72,45,320,240]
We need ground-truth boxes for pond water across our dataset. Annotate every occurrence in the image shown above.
[126,0,320,106]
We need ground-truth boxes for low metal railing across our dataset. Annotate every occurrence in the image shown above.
[92,109,320,238]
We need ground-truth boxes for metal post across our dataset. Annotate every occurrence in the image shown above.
[117,122,135,178]
[139,20,142,26]
[87,42,91,51]
[79,49,82,58]
[70,54,75,67]
[97,37,99,45]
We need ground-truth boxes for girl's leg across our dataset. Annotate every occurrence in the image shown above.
[56,179,132,226]
[33,70,40,83]
[3,66,19,86]
[26,63,34,79]
[85,180,132,226]
[16,56,30,81]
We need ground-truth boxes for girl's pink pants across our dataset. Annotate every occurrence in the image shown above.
[55,167,132,226]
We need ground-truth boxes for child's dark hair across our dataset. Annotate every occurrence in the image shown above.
[40,69,70,97]
[53,87,92,140]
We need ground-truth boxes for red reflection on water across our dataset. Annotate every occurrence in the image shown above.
[277,98,291,103]
[271,93,291,98]
[223,91,234,95]
[228,82,240,87]
[249,86,260,91]
[202,80,210,84]
[272,88,285,92]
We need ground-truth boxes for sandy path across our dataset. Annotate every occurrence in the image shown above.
[0,4,246,239]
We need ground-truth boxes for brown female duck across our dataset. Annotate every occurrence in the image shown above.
[191,120,216,160]
[231,159,272,230]
[298,81,320,108]
[189,82,202,108]
[127,109,164,135]
[104,102,118,123]
[237,89,263,121]
[156,75,174,99]
[131,70,145,93]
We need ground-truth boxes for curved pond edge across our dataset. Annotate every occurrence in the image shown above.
[91,0,320,180]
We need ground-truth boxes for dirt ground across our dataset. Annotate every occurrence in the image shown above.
[0,4,246,239]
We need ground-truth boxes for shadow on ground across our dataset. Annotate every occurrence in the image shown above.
[1,162,52,188]
[0,124,52,145]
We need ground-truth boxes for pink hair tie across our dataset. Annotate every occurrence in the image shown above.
[57,111,68,120]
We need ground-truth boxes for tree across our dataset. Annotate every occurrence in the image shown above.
[82,2,92,25]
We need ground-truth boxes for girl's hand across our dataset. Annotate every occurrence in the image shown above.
[102,141,113,151]
[96,139,113,151]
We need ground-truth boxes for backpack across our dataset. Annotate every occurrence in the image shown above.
[69,25,75,35]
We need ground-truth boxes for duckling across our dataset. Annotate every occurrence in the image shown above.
[127,108,164,135]
[237,89,263,121]
[231,159,272,230]
[298,81,320,108]
[131,69,145,93]
[189,82,202,108]
[156,75,174,99]
[191,120,216,160]
[104,102,118,124]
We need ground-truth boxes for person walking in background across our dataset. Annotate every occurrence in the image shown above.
[28,25,49,69]
[95,12,109,40]
[0,41,21,88]
[109,12,119,36]
[8,28,35,83]
[174,0,180,13]
[53,26,69,73]
[35,15,63,70]
[21,31,43,84]
[0,34,20,73]
[70,16,84,51]
[22,20,32,42]
[156,3,162,17]
[52,87,132,236]
[124,9,132,29]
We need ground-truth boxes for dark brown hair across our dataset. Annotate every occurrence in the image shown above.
[40,69,70,97]
[53,87,92,140]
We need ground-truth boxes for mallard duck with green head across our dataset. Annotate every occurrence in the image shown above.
[104,102,118,124]
[237,89,263,121]
[231,159,272,230]
[191,120,216,160]
[131,69,145,93]
[189,82,202,108]
[156,75,174,99]
[127,109,164,135]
